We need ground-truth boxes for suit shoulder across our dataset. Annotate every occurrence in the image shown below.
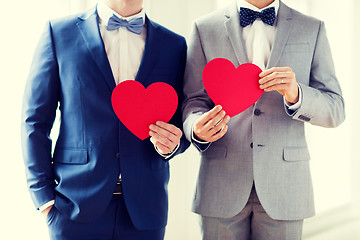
[149,19,186,47]
[288,6,322,26]
[150,19,186,42]
[49,7,96,31]
[194,7,227,28]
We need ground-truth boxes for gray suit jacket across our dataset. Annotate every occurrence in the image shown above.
[182,1,345,221]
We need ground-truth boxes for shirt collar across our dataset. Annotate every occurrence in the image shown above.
[237,0,279,16]
[97,1,146,26]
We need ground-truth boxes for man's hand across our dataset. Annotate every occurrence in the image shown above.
[259,67,299,104]
[193,105,230,142]
[41,205,53,218]
[149,121,182,155]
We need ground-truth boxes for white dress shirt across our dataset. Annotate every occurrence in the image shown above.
[237,0,279,70]
[97,1,146,85]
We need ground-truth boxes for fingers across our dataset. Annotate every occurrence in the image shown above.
[203,113,230,140]
[196,105,223,126]
[207,124,229,142]
[193,105,230,142]
[258,67,299,103]
[149,136,172,154]
[149,121,182,155]
[259,67,291,78]
[259,67,295,89]
[150,121,182,139]
[41,205,53,218]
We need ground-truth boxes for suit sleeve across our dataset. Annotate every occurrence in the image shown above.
[164,37,190,160]
[289,21,345,128]
[21,21,59,209]
[182,23,214,143]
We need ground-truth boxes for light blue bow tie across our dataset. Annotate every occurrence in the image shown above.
[107,15,144,35]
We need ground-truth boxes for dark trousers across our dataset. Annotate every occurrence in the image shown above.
[47,195,165,240]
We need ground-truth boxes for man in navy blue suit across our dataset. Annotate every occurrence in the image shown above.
[21,0,189,239]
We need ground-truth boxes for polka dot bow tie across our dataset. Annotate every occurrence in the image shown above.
[107,14,144,35]
[239,7,276,27]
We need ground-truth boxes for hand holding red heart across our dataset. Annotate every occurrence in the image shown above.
[149,121,182,155]
[259,67,299,104]
[197,59,299,144]
[193,105,230,142]
[111,80,178,140]
[111,80,182,155]
[202,59,263,117]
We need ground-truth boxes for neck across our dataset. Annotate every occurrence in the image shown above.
[103,0,143,17]
[245,0,275,9]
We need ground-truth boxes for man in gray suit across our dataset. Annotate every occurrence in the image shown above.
[182,0,345,239]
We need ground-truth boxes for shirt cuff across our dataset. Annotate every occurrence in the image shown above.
[39,200,55,212]
[155,143,180,159]
[191,127,211,152]
[284,84,302,111]
[191,129,209,145]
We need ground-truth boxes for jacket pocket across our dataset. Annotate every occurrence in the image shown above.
[283,147,310,162]
[53,149,88,165]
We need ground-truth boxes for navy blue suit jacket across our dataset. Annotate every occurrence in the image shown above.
[21,7,189,230]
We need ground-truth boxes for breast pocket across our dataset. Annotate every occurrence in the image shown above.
[279,43,311,85]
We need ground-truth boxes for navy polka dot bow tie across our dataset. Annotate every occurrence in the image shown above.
[239,7,276,27]
[107,14,144,35]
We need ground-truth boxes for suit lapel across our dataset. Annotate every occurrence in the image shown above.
[267,1,293,68]
[224,2,249,66]
[135,15,161,86]
[76,7,116,92]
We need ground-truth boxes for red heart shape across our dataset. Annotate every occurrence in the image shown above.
[203,58,264,117]
[111,80,178,140]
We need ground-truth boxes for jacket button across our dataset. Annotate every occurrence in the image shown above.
[254,109,262,116]
[250,142,253,148]
[115,153,120,159]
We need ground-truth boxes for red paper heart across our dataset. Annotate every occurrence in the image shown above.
[203,58,264,117]
[111,80,178,140]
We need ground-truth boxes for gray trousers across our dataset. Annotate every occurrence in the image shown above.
[200,186,303,240]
